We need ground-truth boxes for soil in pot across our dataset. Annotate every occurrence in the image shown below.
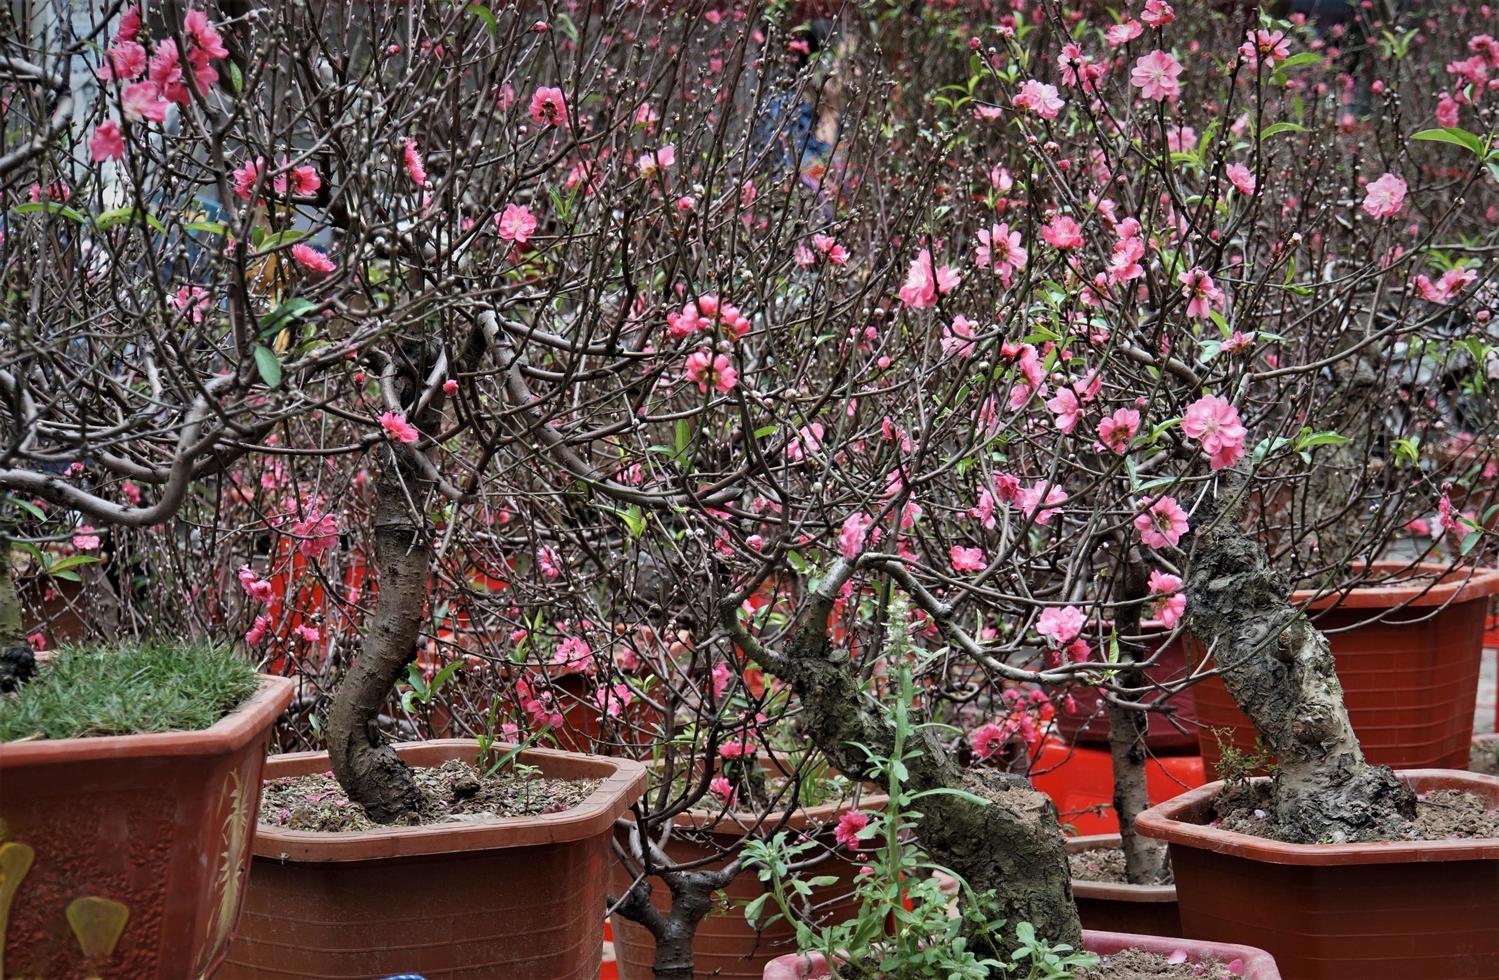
[1066,835,1180,937]
[219,739,645,980]
[1212,780,1499,841]
[259,758,600,830]
[1077,948,1244,979]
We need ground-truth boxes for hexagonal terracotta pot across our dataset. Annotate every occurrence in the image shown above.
[218,739,646,979]
[0,675,293,979]
[1136,770,1499,980]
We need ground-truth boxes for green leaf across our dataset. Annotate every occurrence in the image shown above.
[46,554,100,575]
[1271,51,1323,75]
[253,345,283,388]
[1295,430,1352,451]
[95,207,166,233]
[227,61,243,93]
[1258,121,1307,141]
[4,496,48,522]
[258,297,317,339]
[1412,127,1487,158]
[12,201,88,224]
[257,229,307,251]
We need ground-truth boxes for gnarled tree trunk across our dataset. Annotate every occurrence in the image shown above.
[325,442,430,823]
[723,562,1081,953]
[1186,473,1415,843]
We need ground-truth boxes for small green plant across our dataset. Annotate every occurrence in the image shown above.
[1212,730,1275,791]
[0,642,258,741]
[741,601,1097,978]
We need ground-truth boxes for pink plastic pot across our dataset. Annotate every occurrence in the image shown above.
[762,929,1281,978]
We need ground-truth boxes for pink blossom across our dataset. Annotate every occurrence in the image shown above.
[667,295,751,342]
[294,624,321,644]
[89,121,125,163]
[976,222,1027,284]
[786,422,825,462]
[231,157,265,200]
[529,86,568,126]
[100,40,147,82]
[1040,214,1084,250]
[537,545,563,579]
[1226,163,1257,195]
[237,565,274,604]
[443,379,459,395]
[1135,496,1190,549]
[121,80,168,122]
[284,161,321,195]
[72,525,101,551]
[245,614,271,645]
[899,248,960,309]
[1019,482,1069,525]
[1436,92,1461,128]
[1106,20,1144,47]
[1240,29,1291,68]
[709,776,736,807]
[1130,50,1184,102]
[1012,79,1064,119]
[496,203,538,244]
[942,315,977,359]
[812,234,848,265]
[594,681,634,718]
[636,143,676,177]
[1037,605,1086,646]
[291,512,339,558]
[969,722,1008,759]
[840,512,875,559]
[379,411,421,443]
[683,350,738,394]
[1362,172,1407,219]
[1097,408,1141,453]
[401,137,429,187]
[950,546,986,572]
[719,739,753,760]
[290,243,336,273]
[1148,570,1186,628]
[1179,267,1224,319]
[169,285,211,323]
[554,636,592,671]
[834,809,870,849]
[1181,395,1247,470]
[1141,0,1175,28]
[1046,387,1082,434]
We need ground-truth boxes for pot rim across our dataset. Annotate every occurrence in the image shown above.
[1066,833,1177,902]
[253,738,647,862]
[1292,561,1499,610]
[0,673,293,767]
[1134,770,1499,864]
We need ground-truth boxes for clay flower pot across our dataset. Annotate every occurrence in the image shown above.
[1067,834,1180,937]
[762,929,1282,978]
[1054,622,1200,753]
[1028,737,1206,836]
[219,739,645,979]
[1192,562,1499,772]
[0,675,293,979]
[1135,770,1499,980]
[610,789,883,980]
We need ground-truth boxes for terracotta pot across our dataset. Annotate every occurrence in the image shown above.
[762,929,1282,978]
[1053,623,1199,753]
[0,675,293,979]
[218,739,645,979]
[1192,562,1499,774]
[1067,834,1180,937]
[1028,738,1206,835]
[1135,770,1499,980]
[610,789,884,980]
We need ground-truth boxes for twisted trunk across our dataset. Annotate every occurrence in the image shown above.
[1186,474,1415,843]
[325,445,429,823]
[608,866,737,980]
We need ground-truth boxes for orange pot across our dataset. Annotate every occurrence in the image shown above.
[1136,770,1499,980]
[1028,738,1206,836]
[1192,563,1499,773]
[1066,833,1180,937]
[219,739,645,979]
[0,676,293,979]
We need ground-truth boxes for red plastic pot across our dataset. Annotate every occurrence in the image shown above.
[761,929,1281,978]
[1028,738,1206,835]
[1136,770,1499,980]
[610,789,882,980]
[1192,563,1499,773]
[0,675,293,979]
[1067,834,1180,937]
[1054,623,1200,753]
[218,739,645,979]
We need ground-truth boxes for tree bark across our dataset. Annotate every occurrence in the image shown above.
[326,445,429,823]
[0,540,36,692]
[609,866,738,980]
[1186,473,1415,843]
[722,562,1081,954]
[1106,552,1167,883]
